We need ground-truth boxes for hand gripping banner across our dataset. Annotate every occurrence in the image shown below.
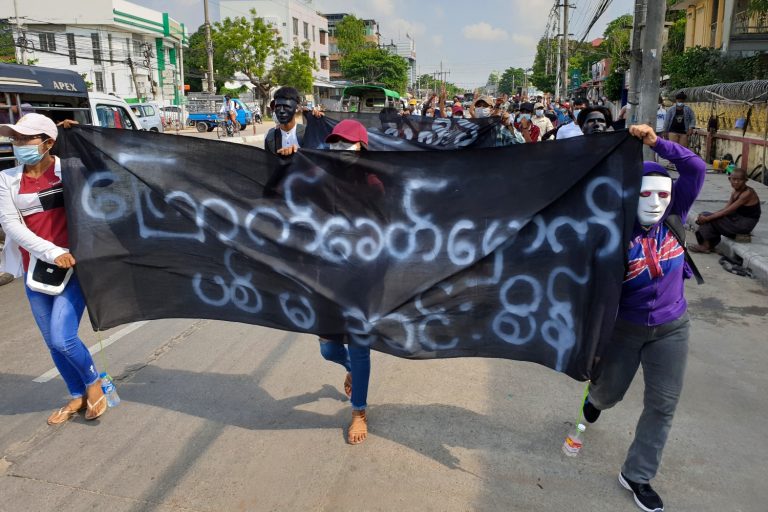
[57,127,641,380]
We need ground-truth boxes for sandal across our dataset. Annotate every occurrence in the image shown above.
[347,410,368,445]
[47,404,84,425]
[84,395,107,421]
[344,372,352,399]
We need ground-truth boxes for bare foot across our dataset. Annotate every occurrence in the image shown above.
[84,381,107,420]
[348,410,368,445]
[344,372,352,398]
[47,397,86,425]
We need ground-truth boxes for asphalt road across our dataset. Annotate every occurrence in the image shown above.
[1,243,767,511]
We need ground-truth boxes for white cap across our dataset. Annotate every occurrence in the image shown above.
[0,113,58,140]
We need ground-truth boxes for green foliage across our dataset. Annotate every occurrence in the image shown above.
[603,72,624,100]
[341,47,408,92]
[602,14,632,72]
[748,0,768,16]
[530,37,558,93]
[0,21,17,63]
[335,15,371,56]
[498,67,526,95]
[486,71,500,86]
[212,9,283,96]
[183,26,227,92]
[219,84,250,97]
[665,47,767,91]
[270,41,317,94]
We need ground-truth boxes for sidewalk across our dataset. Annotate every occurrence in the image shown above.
[684,169,768,285]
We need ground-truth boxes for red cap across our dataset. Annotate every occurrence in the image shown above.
[325,119,368,148]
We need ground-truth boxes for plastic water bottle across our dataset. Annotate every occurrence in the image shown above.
[100,372,121,408]
[562,423,586,457]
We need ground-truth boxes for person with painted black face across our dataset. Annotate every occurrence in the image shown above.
[0,114,108,425]
[576,106,613,135]
[580,124,706,512]
[265,87,305,156]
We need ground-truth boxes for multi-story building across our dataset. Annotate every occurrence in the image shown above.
[671,0,768,53]
[2,0,188,105]
[388,36,417,88]
[324,13,380,81]
[218,0,330,85]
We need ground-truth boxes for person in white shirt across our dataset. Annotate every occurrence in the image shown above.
[532,102,554,137]
[265,87,305,156]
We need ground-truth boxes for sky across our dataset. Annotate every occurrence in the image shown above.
[131,0,635,89]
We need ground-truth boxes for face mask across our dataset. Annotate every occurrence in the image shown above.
[535,109,544,117]
[329,141,359,151]
[573,109,582,119]
[518,114,531,122]
[475,107,490,118]
[676,102,684,107]
[637,175,672,226]
[13,141,49,165]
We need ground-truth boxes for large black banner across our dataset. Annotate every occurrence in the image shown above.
[303,112,502,150]
[58,127,641,380]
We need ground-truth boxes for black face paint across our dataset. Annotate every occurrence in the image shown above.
[274,99,298,125]
[582,112,607,134]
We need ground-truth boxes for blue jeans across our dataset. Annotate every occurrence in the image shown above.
[589,313,690,483]
[25,274,100,398]
[319,338,370,410]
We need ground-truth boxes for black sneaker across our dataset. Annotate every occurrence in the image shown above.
[619,472,664,512]
[582,398,601,423]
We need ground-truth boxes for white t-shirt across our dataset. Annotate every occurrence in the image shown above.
[656,106,666,132]
[281,125,299,148]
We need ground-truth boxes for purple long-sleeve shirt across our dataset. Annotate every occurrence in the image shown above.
[617,138,706,326]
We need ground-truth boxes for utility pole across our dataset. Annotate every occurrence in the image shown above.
[12,0,26,65]
[638,1,666,128]
[627,0,646,127]
[203,0,216,95]
[127,58,142,102]
[561,0,569,100]
[555,13,561,100]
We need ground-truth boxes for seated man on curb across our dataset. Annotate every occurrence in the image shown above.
[581,124,705,512]
[690,168,761,253]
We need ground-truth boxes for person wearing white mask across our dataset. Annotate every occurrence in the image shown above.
[531,102,553,137]
[580,124,706,512]
[469,95,494,119]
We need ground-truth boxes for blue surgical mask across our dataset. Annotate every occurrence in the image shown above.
[13,141,48,165]
[573,109,582,119]
[676,102,684,107]
[519,114,531,122]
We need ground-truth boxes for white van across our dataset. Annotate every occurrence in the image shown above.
[88,92,143,130]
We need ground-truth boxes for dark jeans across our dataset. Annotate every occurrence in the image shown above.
[696,210,759,248]
[589,313,690,483]
[319,338,370,410]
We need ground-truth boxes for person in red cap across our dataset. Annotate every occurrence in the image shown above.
[0,113,108,424]
[319,118,380,445]
[325,118,369,151]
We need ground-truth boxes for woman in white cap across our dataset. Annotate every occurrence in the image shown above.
[0,113,107,424]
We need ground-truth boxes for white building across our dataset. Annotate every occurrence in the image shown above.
[1,0,188,105]
[218,0,330,88]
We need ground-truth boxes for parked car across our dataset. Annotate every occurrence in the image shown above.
[130,102,164,132]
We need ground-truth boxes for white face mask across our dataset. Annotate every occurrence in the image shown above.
[475,107,490,118]
[573,108,582,119]
[329,141,360,151]
[535,109,544,117]
[637,175,672,226]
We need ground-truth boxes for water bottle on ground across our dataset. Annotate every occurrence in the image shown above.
[100,372,121,408]
[562,423,586,457]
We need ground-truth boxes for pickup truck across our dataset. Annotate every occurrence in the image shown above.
[187,97,253,132]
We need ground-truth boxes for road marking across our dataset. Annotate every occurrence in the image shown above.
[33,321,149,383]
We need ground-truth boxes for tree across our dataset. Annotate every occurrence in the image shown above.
[183,26,228,93]
[341,47,409,92]
[0,20,17,63]
[211,9,283,103]
[270,41,317,94]
[486,71,500,87]
[498,67,526,96]
[335,15,371,56]
[414,74,463,98]
[530,37,558,93]
[665,47,767,91]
